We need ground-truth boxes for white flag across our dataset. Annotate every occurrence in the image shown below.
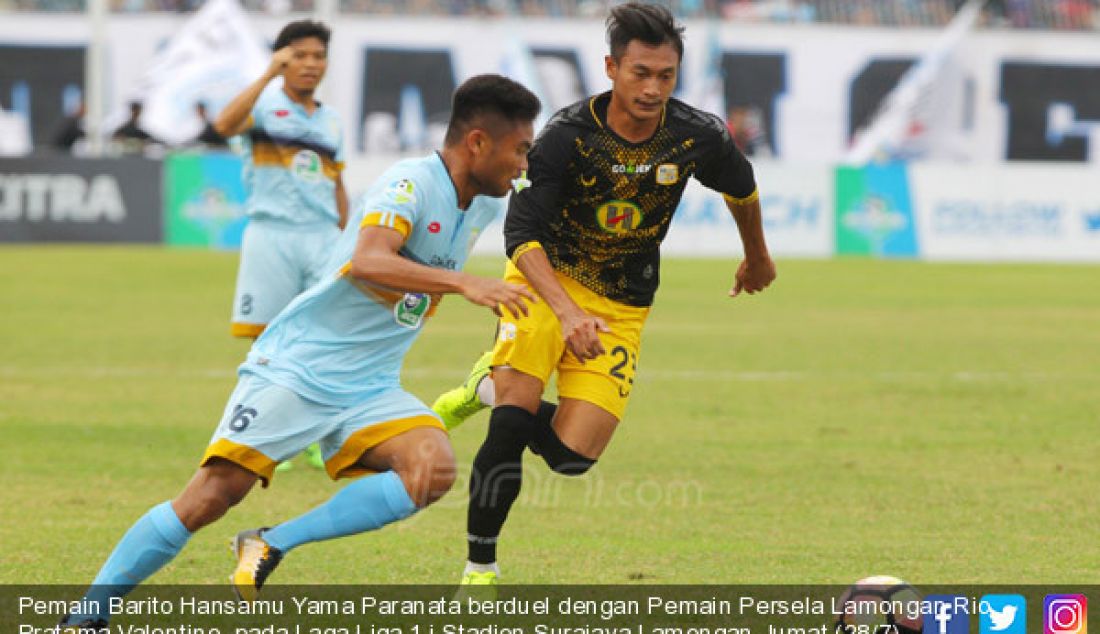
[124,0,269,146]
[845,0,985,164]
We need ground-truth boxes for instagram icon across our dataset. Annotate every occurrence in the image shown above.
[1046,595,1088,634]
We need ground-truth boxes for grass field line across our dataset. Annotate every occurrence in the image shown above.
[1,364,1093,383]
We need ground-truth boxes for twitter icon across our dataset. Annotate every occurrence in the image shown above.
[982,595,1027,634]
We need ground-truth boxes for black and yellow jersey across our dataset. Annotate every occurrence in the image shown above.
[504,91,758,307]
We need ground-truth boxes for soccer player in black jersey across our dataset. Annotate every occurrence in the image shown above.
[445,2,777,585]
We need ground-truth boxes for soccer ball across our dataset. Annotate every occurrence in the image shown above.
[834,576,923,634]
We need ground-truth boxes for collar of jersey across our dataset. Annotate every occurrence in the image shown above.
[431,151,464,212]
[587,91,666,145]
[273,87,325,119]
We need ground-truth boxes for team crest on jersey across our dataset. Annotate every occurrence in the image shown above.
[387,179,417,205]
[655,163,679,185]
[596,200,643,234]
[394,292,430,329]
[291,150,322,183]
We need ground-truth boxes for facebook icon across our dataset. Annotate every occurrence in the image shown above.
[924,595,971,634]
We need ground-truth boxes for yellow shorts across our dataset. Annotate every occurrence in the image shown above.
[491,260,649,420]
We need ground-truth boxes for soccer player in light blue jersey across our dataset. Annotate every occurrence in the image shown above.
[60,75,540,626]
[216,20,349,340]
[216,20,347,472]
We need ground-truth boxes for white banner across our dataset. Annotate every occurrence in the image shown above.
[4,16,1100,163]
[910,163,1100,261]
[662,161,833,257]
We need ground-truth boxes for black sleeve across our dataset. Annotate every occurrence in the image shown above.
[693,117,757,200]
[503,117,573,258]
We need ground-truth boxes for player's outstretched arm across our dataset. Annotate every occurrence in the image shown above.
[350,225,534,318]
[724,193,776,297]
[513,246,609,362]
[213,46,295,138]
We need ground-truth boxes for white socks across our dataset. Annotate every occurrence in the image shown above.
[476,376,496,407]
[464,560,500,575]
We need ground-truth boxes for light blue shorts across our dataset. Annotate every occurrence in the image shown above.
[230,219,340,338]
[202,373,445,486]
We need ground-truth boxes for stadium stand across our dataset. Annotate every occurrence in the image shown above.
[0,0,1096,30]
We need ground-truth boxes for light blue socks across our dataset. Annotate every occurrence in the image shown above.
[70,501,191,623]
[263,470,416,552]
[68,472,415,624]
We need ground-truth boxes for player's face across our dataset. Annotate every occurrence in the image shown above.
[606,40,679,123]
[284,36,328,93]
[474,120,534,198]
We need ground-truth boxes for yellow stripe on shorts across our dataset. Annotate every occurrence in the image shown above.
[201,438,278,487]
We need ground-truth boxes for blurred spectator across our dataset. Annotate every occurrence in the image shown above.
[192,102,228,148]
[726,105,773,158]
[52,100,86,152]
[111,101,160,153]
[1057,0,1093,27]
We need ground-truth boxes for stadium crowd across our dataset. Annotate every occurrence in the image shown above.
[2,0,1097,29]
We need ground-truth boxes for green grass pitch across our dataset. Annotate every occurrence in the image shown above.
[1,246,1097,584]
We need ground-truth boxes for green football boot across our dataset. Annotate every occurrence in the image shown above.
[432,351,493,430]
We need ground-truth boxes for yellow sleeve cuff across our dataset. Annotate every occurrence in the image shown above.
[723,188,760,205]
[510,241,543,265]
[361,211,412,239]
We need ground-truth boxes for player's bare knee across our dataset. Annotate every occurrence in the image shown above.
[493,369,544,414]
[425,464,457,505]
[396,438,456,507]
[397,461,455,507]
[175,488,234,531]
[175,462,255,530]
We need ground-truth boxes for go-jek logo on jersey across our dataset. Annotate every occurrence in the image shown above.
[291,150,323,183]
[612,163,651,174]
[597,200,643,234]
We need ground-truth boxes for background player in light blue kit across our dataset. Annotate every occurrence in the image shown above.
[60,74,540,625]
[216,19,349,341]
[216,20,347,471]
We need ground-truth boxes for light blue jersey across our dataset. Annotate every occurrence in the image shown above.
[242,152,503,406]
[240,85,345,225]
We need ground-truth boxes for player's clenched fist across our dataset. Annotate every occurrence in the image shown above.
[266,46,296,79]
[458,275,536,318]
[730,255,777,297]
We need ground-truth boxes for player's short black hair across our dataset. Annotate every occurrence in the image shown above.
[273,20,331,51]
[444,74,541,146]
[606,2,685,62]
